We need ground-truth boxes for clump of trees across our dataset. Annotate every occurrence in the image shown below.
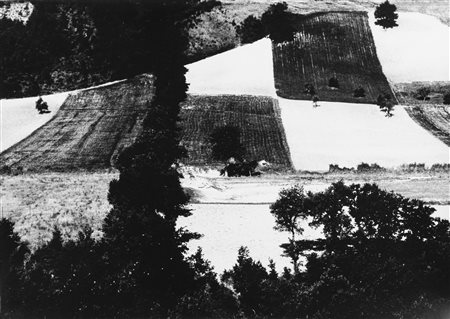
[374,0,399,29]
[415,87,431,101]
[210,125,245,162]
[238,2,295,44]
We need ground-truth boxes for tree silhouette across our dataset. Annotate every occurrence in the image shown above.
[374,0,399,29]
[210,125,245,162]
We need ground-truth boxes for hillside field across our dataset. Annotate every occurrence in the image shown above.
[0,75,154,172]
[405,105,450,147]
[180,94,292,168]
[1,79,292,171]
[2,170,448,269]
[272,11,393,104]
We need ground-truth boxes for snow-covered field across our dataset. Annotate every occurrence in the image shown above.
[186,38,276,97]
[178,203,323,273]
[369,11,450,83]
[186,32,449,171]
[1,92,69,152]
[0,80,126,153]
[280,99,449,171]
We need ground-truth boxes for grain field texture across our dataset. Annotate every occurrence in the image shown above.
[272,11,394,104]
[0,75,155,171]
[1,83,292,171]
[405,105,450,147]
[180,94,293,168]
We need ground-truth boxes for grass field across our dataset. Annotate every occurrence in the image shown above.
[272,11,394,104]
[180,94,292,168]
[2,170,448,258]
[0,75,154,172]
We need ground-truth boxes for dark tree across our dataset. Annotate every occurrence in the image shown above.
[377,93,394,117]
[222,247,269,317]
[210,125,245,162]
[353,87,366,98]
[304,83,316,96]
[312,95,320,107]
[374,0,399,29]
[295,182,450,318]
[415,87,431,100]
[444,92,450,105]
[261,2,295,43]
[270,185,308,273]
[238,15,265,44]
[328,77,339,88]
[0,219,28,316]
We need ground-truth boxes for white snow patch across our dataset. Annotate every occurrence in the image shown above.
[179,203,447,273]
[1,79,126,153]
[186,37,276,97]
[1,92,69,152]
[369,11,450,83]
[279,99,449,171]
[178,204,323,273]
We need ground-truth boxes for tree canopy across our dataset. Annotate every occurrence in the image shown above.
[374,0,399,29]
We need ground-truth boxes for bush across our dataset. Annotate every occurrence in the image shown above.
[415,87,431,100]
[261,2,295,43]
[210,125,245,162]
[353,87,366,98]
[443,92,450,105]
[238,15,265,44]
[328,77,339,88]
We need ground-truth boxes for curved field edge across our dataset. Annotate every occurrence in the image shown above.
[1,83,293,172]
[0,75,155,172]
[272,11,394,104]
[405,105,450,147]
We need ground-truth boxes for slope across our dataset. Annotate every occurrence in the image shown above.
[0,75,155,171]
[272,11,393,103]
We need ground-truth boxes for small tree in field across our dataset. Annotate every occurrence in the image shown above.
[374,0,398,29]
[377,93,394,117]
[210,125,245,162]
[270,185,308,274]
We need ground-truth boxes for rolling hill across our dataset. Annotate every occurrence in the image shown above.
[272,11,394,103]
[1,76,293,172]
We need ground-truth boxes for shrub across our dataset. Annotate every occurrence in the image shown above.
[328,77,339,88]
[415,87,431,100]
[443,92,450,105]
[238,15,265,44]
[353,87,366,98]
[261,2,295,43]
[377,93,394,117]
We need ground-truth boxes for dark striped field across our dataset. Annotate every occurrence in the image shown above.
[180,94,292,169]
[405,105,450,147]
[272,11,394,104]
[0,75,154,172]
[1,81,292,172]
